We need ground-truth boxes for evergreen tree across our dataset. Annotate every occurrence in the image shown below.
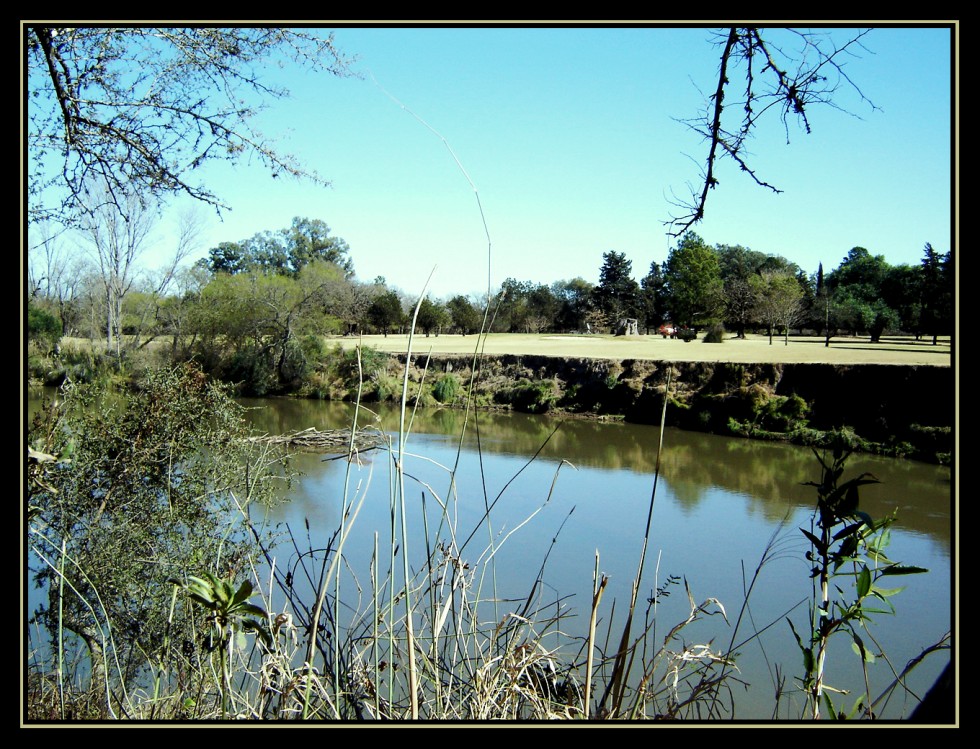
[919,243,952,344]
[639,262,666,334]
[592,251,641,326]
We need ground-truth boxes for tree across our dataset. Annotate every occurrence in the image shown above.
[714,244,768,338]
[203,218,353,278]
[827,247,898,342]
[28,365,285,696]
[552,278,595,333]
[749,270,804,345]
[77,184,157,358]
[157,264,212,360]
[919,243,952,344]
[78,189,204,358]
[28,222,87,337]
[639,262,666,334]
[880,263,923,336]
[667,27,875,236]
[368,290,407,336]
[27,27,353,227]
[286,217,354,277]
[446,295,482,335]
[493,278,535,333]
[722,276,757,339]
[592,251,641,327]
[27,302,62,352]
[416,297,449,337]
[662,232,725,330]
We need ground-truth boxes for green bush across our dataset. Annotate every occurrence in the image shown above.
[432,373,460,404]
[28,303,62,351]
[702,323,725,343]
[496,379,558,414]
[28,364,285,701]
[226,346,279,396]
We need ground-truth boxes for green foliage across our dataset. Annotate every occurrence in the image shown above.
[789,435,927,719]
[702,323,725,343]
[553,277,596,332]
[755,393,809,432]
[493,279,560,333]
[368,290,406,335]
[28,302,62,351]
[663,232,725,328]
[432,373,460,404]
[27,364,287,695]
[446,295,483,335]
[496,379,558,414]
[592,251,642,322]
[175,573,271,651]
[416,297,449,336]
[750,270,804,343]
[226,344,280,396]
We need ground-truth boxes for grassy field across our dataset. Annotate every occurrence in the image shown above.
[334,332,952,366]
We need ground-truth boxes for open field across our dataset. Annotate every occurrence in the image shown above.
[334,332,953,366]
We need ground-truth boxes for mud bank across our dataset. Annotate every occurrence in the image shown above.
[391,353,954,464]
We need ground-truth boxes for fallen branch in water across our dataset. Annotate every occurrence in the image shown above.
[248,426,386,455]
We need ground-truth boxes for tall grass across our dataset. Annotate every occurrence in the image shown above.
[26,91,951,724]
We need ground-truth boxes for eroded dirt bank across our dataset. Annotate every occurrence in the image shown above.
[391,353,953,463]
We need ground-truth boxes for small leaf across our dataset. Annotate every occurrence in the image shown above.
[870,585,906,598]
[230,579,254,608]
[823,692,838,720]
[856,566,871,599]
[880,565,929,576]
[832,522,865,542]
[854,510,874,528]
[800,528,826,552]
[851,633,875,663]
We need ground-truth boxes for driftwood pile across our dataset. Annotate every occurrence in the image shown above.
[248,426,386,455]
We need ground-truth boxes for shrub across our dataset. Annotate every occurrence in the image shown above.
[27,365,286,700]
[500,379,558,414]
[702,323,725,343]
[677,327,697,342]
[226,345,279,396]
[28,303,62,352]
[432,373,460,404]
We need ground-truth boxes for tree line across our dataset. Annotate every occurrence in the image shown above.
[29,212,952,372]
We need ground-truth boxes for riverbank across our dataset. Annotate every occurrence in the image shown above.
[364,351,953,465]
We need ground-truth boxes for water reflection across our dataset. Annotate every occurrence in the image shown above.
[242,398,951,549]
[239,398,952,720]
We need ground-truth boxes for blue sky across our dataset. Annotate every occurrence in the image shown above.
[154,23,954,300]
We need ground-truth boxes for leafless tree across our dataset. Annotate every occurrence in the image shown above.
[78,184,157,357]
[26,26,354,227]
[667,27,876,237]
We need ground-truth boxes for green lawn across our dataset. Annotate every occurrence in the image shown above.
[333,332,952,366]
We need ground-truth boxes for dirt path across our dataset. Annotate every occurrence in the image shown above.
[334,332,952,366]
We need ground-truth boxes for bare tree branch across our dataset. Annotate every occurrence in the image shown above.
[667,27,877,237]
[26,26,356,227]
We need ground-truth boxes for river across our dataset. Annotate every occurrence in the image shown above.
[239,396,953,721]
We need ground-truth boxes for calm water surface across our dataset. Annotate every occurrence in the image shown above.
[241,397,953,721]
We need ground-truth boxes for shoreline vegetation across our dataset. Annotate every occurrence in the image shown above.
[29,332,953,465]
[26,351,954,723]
